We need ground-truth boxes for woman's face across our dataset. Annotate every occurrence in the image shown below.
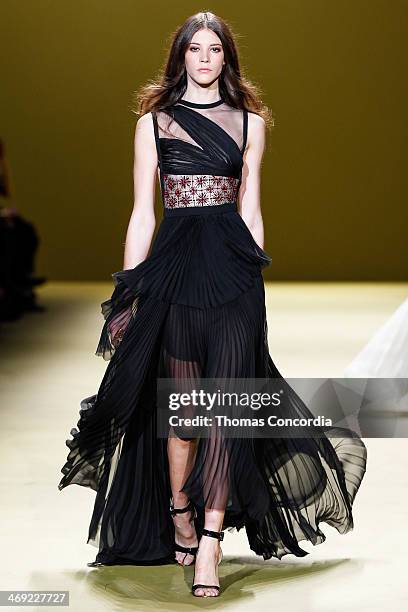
[184,28,225,87]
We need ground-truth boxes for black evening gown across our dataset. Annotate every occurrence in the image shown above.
[58,98,367,566]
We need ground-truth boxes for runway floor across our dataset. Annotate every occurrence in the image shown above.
[1,281,407,611]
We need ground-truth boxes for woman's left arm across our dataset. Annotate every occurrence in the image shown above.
[238,112,266,249]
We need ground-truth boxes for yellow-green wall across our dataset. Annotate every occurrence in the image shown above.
[0,0,406,280]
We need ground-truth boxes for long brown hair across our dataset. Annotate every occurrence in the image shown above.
[132,11,274,130]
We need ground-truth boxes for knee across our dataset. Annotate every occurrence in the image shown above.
[169,426,198,444]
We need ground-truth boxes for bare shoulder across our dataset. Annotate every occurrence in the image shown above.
[135,112,155,134]
[248,111,265,135]
[246,111,266,151]
[133,112,156,150]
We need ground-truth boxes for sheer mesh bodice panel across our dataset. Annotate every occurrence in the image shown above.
[152,101,248,210]
[156,102,246,153]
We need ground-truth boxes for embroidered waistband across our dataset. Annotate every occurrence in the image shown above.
[162,174,240,210]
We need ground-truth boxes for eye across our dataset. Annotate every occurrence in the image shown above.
[188,46,222,53]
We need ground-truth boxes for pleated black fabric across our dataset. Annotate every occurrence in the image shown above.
[58,99,367,565]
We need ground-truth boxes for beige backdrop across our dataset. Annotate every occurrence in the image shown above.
[0,0,406,281]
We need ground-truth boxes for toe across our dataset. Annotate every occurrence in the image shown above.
[175,551,194,565]
[175,552,185,564]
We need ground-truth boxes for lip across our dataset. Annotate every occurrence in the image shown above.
[198,68,211,72]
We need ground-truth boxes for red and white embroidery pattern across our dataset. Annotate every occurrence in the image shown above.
[163,174,240,209]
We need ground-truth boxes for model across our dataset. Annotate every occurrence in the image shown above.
[58,11,367,598]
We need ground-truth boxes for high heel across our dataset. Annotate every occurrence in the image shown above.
[192,528,224,597]
[170,500,199,565]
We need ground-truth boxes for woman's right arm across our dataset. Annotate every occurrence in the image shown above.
[123,112,158,270]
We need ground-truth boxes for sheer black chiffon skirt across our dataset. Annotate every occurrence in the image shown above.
[58,205,367,565]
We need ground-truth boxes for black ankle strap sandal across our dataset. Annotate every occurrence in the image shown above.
[201,528,224,541]
[170,499,196,518]
[170,500,199,562]
[192,528,224,596]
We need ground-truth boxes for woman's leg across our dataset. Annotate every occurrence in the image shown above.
[191,422,229,595]
[193,507,225,597]
[167,434,199,565]
[160,304,208,565]
[192,291,262,596]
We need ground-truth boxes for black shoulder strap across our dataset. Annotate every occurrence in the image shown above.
[151,111,161,164]
[242,109,248,154]
[151,111,165,197]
